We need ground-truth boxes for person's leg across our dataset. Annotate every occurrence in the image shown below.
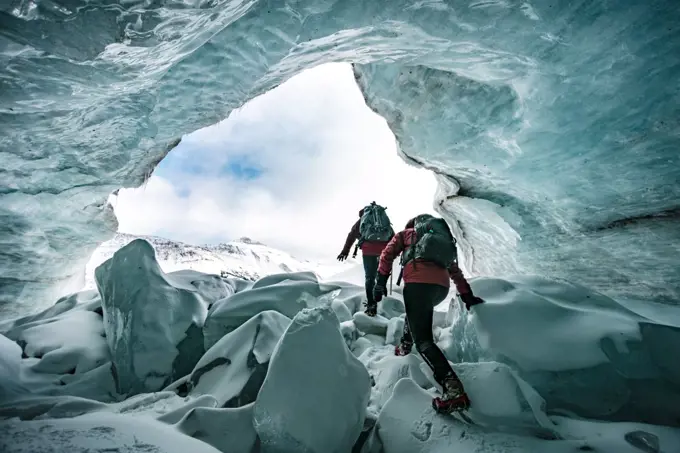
[403,283,459,385]
[362,255,379,312]
[363,255,380,316]
[394,313,413,355]
[401,316,413,344]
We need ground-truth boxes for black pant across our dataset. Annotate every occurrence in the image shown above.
[362,255,379,306]
[401,283,457,385]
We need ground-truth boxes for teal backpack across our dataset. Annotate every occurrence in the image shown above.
[359,202,394,244]
[401,214,457,268]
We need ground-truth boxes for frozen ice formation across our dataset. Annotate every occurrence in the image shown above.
[2,266,680,452]
[203,272,341,349]
[95,239,210,395]
[253,306,371,453]
[1,0,678,315]
[440,275,680,425]
[186,310,291,407]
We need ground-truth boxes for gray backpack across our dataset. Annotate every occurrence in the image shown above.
[359,202,394,244]
[402,214,457,268]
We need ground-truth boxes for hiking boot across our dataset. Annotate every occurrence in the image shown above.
[432,377,470,414]
[364,303,377,317]
[394,341,413,356]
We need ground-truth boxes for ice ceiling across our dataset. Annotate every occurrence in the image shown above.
[1,0,679,313]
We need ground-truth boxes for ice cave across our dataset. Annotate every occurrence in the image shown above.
[1,1,680,452]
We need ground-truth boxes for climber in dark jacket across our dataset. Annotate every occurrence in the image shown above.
[337,208,392,316]
[374,214,484,413]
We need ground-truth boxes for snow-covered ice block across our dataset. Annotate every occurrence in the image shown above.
[0,394,108,420]
[14,310,109,375]
[351,337,374,357]
[167,269,236,306]
[0,289,102,335]
[251,271,319,289]
[223,276,254,294]
[187,310,290,407]
[370,378,680,453]
[385,316,405,345]
[331,299,352,322]
[203,277,340,349]
[254,306,370,453]
[175,404,257,453]
[455,275,680,425]
[418,360,554,432]
[361,352,432,417]
[156,394,218,424]
[95,239,209,396]
[317,281,366,315]
[0,334,28,401]
[0,412,222,453]
[379,296,405,319]
[340,320,358,345]
[353,312,389,336]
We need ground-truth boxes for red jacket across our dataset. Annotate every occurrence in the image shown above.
[342,219,390,257]
[378,228,472,293]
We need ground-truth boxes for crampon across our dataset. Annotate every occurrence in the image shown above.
[364,304,377,317]
[394,341,413,356]
[432,392,471,414]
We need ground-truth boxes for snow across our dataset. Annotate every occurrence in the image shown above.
[187,310,290,406]
[85,233,349,291]
[0,412,223,453]
[0,334,28,401]
[203,272,341,349]
[174,404,257,453]
[367,378,680,453]
[441,275,680,425]
[253,306,371,453]
[2,246,680,452]
[95,239,208,395]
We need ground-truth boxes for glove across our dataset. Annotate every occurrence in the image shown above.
[460,292,484,311]
[337,251,349,261]
[373,273,389,303]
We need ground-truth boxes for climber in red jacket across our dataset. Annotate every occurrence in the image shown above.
[373,214,484,414]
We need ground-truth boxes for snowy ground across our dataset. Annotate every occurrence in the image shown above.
[1,238,680,453]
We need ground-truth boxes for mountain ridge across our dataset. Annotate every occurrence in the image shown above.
[83,232,347,289]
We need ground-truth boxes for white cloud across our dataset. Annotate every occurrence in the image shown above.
[112,63,437,260]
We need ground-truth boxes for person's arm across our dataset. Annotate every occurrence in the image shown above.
[340,220,360,256]
[448,262,472,295]
[449,262,485,310]
[378,232,405,277]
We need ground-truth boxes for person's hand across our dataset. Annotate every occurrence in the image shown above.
[337,252,349,261]
[373,273,389,302]
[460,293,484,311]
[373,284,386,303]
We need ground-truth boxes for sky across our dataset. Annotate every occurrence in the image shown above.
[111,63,437,261]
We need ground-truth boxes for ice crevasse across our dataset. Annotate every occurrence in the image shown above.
[0,0,679,311]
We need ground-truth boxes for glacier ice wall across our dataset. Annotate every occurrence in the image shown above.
[1,0,679,312]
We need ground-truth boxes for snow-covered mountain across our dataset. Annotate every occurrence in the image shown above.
[84,233,348,290]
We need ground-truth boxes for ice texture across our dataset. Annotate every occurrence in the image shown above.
[367,378,680,453]
[1,265,680,452]
[0,412,223,453]
[253,306,371,453]
[187,310,290,407]
[203,272,340,349]
[441,275,680,425]
[1,0,678,316]
[95,239,208,395]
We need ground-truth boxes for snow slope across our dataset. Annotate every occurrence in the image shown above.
[1,240,679,452]
[84,232,348,290]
